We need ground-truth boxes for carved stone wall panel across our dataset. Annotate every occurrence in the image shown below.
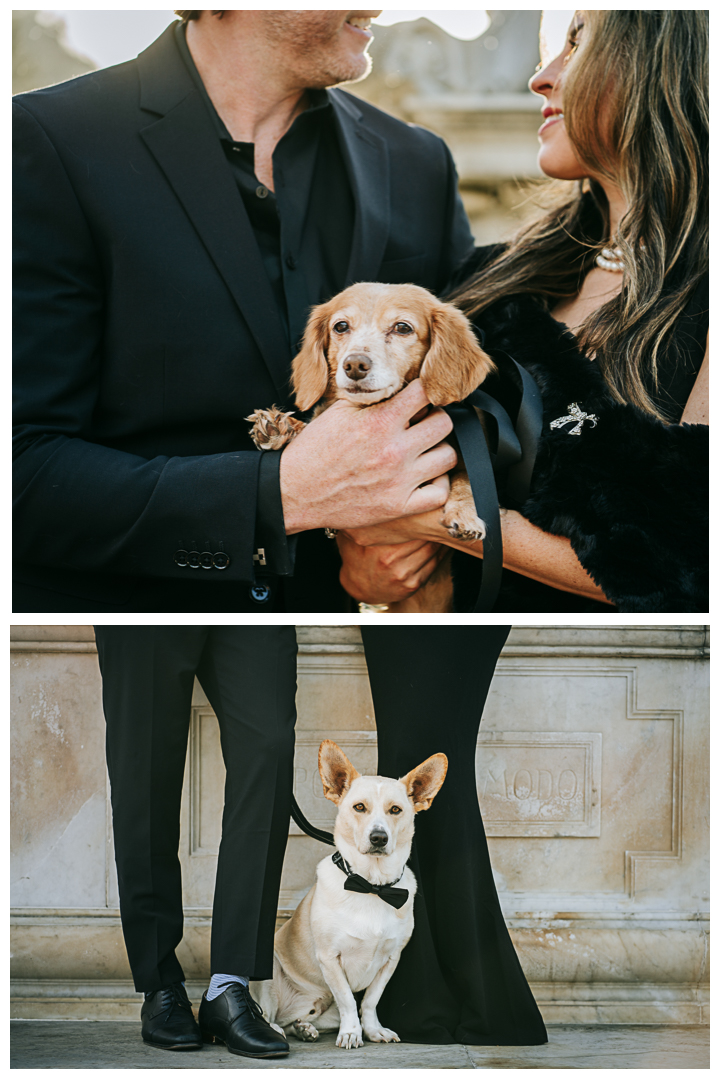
[482,664,687,905]
[189,707,224,856]
[174,661,691,911]
[477,731,601,837]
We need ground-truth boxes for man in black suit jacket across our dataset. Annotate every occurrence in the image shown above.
[13,10,479,1056]
[13,8,474,614]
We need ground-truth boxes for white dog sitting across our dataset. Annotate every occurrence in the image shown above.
[250,739,447,1049]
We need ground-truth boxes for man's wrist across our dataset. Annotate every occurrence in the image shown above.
[278,452,308,535]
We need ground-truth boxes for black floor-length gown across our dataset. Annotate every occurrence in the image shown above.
[361,626,547,1046]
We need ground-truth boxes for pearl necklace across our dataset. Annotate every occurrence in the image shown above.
[595,246,625,273]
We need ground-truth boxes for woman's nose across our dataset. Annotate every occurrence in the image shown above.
[529,55,562,97]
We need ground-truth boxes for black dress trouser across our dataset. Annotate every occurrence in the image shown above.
[361,626,548,1046]
[94,625,298,992]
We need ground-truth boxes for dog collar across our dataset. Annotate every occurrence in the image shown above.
[332,850,409,909]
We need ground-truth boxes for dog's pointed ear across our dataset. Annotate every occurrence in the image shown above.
[420,302,495,406]
[291,301,332,411]
[400,752,448,812]
[318,740,361,805]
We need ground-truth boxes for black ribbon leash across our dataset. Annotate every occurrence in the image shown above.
[332,851,409,909]
[446,353,543,613]
[290,794,334,845]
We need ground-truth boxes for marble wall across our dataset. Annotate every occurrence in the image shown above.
[11,625,709,1024]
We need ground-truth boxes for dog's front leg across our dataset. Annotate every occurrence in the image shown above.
[245,406,306,450]
[440,467,487,541]
[316,954,363,1049]
[359,953,402,1043]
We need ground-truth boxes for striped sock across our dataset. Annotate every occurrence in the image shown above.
[206,973,249,1001]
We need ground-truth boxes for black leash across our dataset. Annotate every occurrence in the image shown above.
[446,352,543,613]
[290,793,334,845]
[289,359,542,840]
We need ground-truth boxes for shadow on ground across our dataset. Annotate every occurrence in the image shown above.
[10,1022,709,1069]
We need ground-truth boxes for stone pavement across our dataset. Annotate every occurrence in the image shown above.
[10,1022,709,1069]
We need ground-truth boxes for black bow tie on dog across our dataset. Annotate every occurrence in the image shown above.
[332,850,409,909]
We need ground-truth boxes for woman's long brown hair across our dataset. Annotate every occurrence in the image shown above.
[450,10,708,419]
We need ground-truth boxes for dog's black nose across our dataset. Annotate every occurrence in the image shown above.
[343,354,372,381]
[369,829,388,847]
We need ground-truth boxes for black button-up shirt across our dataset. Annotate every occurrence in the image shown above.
[175,22,355,580]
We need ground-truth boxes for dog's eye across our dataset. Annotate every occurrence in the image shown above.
[333,320,350,334]
[393,322,414,335]
[389,805,403,815]
[353,802,366,813]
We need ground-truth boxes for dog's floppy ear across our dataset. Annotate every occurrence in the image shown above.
[291,301,333,411]
[420,301,495,406]
[400,752,448,812]
[318,740,361,805]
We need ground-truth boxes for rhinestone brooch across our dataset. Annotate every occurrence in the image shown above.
[549,403,599,436]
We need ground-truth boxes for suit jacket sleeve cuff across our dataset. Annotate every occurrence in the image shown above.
[255,450,297,576]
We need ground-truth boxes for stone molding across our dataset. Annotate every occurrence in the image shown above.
[9,624,711,658]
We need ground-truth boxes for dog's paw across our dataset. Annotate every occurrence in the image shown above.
[292,1020,319,1042]
[245,406,306,450]
[440,506,487,542]
[336,1027,363,1049]
[364,1025,400,1044]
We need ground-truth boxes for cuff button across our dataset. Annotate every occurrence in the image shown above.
[212,552,230,570]
[174,549,189,567]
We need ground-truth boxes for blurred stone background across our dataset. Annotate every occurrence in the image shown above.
[12,9,558,244]
[11,625,709,1025]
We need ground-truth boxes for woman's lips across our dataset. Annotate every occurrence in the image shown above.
[538,113,564,136]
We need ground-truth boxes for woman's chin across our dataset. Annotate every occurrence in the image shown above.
[537,152,589,182]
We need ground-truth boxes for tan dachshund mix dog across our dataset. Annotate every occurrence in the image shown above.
[249,740,447,1050]
[247,282,495,611]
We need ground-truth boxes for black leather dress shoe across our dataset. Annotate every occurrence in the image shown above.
[199,983,289,1058]
[141,982,203,1050]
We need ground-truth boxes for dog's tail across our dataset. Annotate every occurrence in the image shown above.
[290,795,334,845]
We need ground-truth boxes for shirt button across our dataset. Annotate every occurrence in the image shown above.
[285,253,297,270]
[256,185,269,199]
[250,583,271,604]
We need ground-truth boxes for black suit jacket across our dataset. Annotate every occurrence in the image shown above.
[13,23,474,612]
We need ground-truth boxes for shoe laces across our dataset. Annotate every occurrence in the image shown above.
[225,982,265,1022]
[159,983,192,1014]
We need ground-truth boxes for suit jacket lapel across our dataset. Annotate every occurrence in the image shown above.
[330,90,390,287]
[137,27,291,397]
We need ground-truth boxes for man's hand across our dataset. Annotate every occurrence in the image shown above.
[337,531,445,605]
[279,381,456,534]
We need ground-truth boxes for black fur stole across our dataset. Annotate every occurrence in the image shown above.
[476,295,708,613]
